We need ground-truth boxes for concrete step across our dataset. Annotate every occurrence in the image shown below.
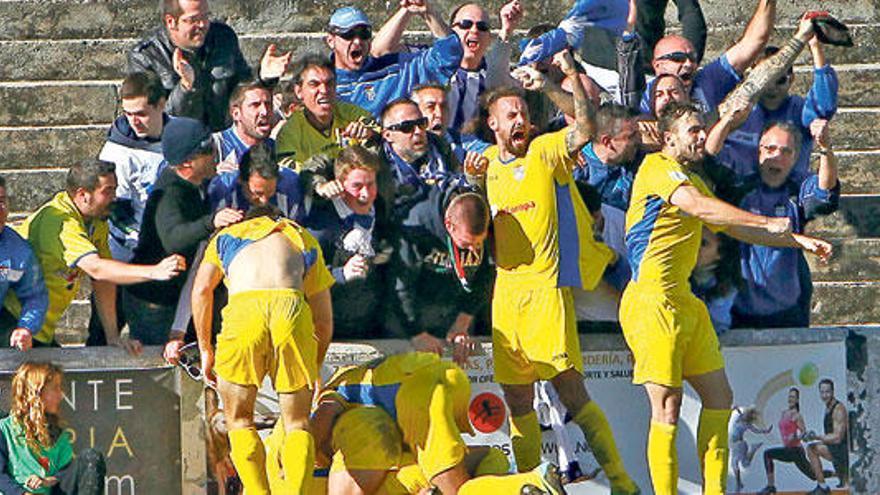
[812,281,880,325]
[2,23,879,82]
[792,65,880,107]
[0,81,119,126]
[809,238,880,282]
[834,150,880,195]
[806,194,880,239]
[0,125,106,171]
[1,0,876,41]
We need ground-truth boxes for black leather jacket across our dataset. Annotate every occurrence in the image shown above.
[127,22,253,131]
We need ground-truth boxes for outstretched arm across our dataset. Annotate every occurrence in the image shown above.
[724,0,777,73]
[561,51,596,156]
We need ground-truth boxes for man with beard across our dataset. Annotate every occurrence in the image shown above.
[804,379,849,494]
[731,120,839,329]
[482,50,640,494]
[620,101,832,494]
[639,0,777,115]
[275,54,376,168]
[327,5,463,117]
[128,0,291,130]
[213,81,276,171]
[2,160,185,352]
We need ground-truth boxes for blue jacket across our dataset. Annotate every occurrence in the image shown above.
[0,227,48,334]
[207,168,304,222]
[718,65,838,179]
[335,34,463,117]
[733,173,839,325]
[573,142,642,211]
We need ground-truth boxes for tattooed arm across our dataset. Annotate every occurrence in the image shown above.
[561,51,596,156]
[719,12,815,116]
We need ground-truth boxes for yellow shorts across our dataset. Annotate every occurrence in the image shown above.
[492,284,583,385]
[215,289,317,393]
[396,361,473,481]
[330,407,404,473]
[619,283,725,387]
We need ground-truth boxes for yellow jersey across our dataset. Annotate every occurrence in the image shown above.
[275,101,375,168]
[624,152,723,291]
[3,192,111,343]
[202,216,334,298]
[484,129,614,291]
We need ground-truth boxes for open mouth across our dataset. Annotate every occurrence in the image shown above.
[679,71,693,82]
[350,48,365,63]
[511,129,527,147]
[316,96,332,109]
[430,123,443,132]
[465,38,480,50]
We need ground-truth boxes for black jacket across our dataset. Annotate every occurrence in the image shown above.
[127,168,214,305]
[127,22,252,131]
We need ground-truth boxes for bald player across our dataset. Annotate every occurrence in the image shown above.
[193,205,334,495]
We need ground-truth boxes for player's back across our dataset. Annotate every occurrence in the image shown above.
[226,231,305,293]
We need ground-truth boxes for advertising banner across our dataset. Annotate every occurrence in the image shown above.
[0,367,181,495]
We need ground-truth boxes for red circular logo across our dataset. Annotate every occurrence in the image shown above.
[469,392,506,433]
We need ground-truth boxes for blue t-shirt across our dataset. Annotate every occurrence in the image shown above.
[718,65,838,179]
[207,168,304,222]
[213,126,276,166]
[0,227,48,334]
[640,55,741,115]
[734,173,839,320]
[336,34,463,117]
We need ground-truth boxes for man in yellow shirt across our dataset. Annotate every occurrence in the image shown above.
[3,160,184,351]
[620,101,832,494]
[482,51,638,494]
[274,54,377,170]
[192,206,334,495]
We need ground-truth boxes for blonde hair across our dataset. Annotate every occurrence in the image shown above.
[10,362,64,453]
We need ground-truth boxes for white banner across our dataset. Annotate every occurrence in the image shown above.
[459,341,851,494]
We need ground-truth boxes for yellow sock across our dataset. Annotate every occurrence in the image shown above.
[573,401,636,493]
[510,411,542,472]
[697,408,731,495]
[227,427,270,495]
[393,463,430,493]
[280,429,315,494]
[458,471,545,495]
[647,420,677,495]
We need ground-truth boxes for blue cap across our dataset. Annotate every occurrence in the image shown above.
[329,6,371,31]
[161,117,213,167]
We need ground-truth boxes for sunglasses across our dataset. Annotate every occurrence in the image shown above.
[657,51,698,63]
[454,19,490,32]
[335,26,372,40]
[384,117,429,133]
[176,342,206,382]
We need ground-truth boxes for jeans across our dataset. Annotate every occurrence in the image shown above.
[121,290,176,345]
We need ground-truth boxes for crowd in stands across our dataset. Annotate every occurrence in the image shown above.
[0,0,847,491]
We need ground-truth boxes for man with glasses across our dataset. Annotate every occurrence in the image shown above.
[128,0,292,130]
[639,0,777,116]
[327,6,463,117]
[717,17,838,179]
[729,120,839,329]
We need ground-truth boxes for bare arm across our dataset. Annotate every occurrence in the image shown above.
[812,119,838,190]
[192,263,223,355]
[561,51,596,156]
[705,99,752,156]
[371,8,412,56]
[670,184,783,231]
[78,252,184,285]
[307,288,334,368]
[725,0,776,73]
[821,404,848,444]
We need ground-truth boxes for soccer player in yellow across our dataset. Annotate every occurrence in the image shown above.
[192,205,334,495]
[293,351,564,494]
[482,50,639,494]
[620,101,832,495]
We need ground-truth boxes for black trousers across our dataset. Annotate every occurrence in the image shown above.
[53,448,106,495]
[636,0,707,69]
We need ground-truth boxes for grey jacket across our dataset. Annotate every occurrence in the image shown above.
[127,22,253,131]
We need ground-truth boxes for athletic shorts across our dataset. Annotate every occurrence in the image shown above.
[492,284,583,385]
[619,283,724,387]
[396,361,473,480]
[214,289,317,393]
[330,407,404,473]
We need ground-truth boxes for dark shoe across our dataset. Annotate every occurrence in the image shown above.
[757,485,777,494]
[521,462,565,495]
[806,485,831,495]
